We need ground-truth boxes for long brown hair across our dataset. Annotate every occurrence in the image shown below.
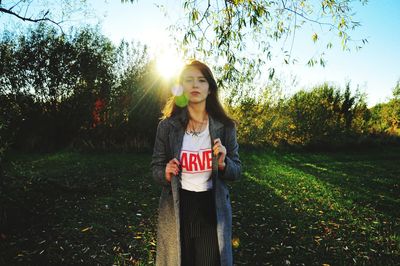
[162,60,236,127]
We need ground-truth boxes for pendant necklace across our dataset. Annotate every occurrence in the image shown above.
[186,117,208,137]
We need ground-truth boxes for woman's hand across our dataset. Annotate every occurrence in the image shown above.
[213,138,226,170]
[165,158,180,182]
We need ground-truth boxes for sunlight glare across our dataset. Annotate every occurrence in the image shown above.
[156,51,184,80]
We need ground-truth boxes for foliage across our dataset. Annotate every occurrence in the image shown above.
[393,80,400,100]
[283,83,369,146]
[0,24,118,150]
[0,94,20,190]
[1,23,398,153]
[368,81,400,136]
[98,43,166,151]
[0,24,167,151]
[227,79,289,146]
[125,0,370,90]
[4,0,370,98]
[229,82,372,148]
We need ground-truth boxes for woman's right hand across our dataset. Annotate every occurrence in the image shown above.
[165,158,180,182]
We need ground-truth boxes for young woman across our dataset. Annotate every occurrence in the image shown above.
[151,60,241,266]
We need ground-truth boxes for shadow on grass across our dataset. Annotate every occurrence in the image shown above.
[1,152,159,265]
[230,175,338,265]
[279,148,400,218]
[1,149,399,265]
[233,148,399,265]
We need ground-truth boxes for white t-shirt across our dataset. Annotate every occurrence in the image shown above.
[180,120,213,192]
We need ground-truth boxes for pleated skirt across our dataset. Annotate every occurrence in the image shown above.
[179,188,221,266]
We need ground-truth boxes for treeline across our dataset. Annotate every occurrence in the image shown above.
[0,24,168,153]
[229,82,400,149]
[1,24,399,154]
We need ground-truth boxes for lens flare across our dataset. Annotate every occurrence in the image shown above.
[171,85,183,96]
[175,93,189,107]
[156,51,184,79]
[232,237,240,248]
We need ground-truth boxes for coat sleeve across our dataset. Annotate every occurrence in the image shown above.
[219,125,241,181]
[151,120,171,187]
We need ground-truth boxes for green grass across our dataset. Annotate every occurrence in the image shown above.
[0,148,399,265]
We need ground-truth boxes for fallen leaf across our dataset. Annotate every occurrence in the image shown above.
[81,226,92,232]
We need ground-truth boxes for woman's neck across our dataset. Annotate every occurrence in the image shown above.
[187,104,208,122]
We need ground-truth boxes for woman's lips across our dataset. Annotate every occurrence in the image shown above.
[190,91,200,95]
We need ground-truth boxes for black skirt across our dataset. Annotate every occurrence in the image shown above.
[179,188,221,266]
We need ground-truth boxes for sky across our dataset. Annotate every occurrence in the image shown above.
[86,0,400,107]
[1,0,400,107]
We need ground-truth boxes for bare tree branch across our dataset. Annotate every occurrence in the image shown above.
[10,0,24,11]
[0,7,64,32]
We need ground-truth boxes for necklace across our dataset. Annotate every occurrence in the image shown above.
[186,117,208,137]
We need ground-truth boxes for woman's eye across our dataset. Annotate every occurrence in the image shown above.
[199,79,207,83]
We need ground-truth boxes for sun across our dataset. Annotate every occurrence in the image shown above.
[156,51,184,79]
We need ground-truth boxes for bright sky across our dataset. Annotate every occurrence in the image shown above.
[88,0,400,107]
[2,0,399,107]
[280,0,400,107]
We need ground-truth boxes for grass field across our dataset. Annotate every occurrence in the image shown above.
[1,147,399,265]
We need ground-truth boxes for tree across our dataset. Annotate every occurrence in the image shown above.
[124,0,368,92]
[3,0,369,93]
[383,82,400,134]
[0,0,89,30]
[0,24,119,150]
[393,79,400,100]
[368,80,400,136]
[279,83,368,146]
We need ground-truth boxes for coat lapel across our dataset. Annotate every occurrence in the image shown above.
[167,109,188,265]
[209,116,233,265]
[208,115,224,192]
[167,108,226,266]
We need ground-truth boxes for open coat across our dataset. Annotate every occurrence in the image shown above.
[151,108,241,266]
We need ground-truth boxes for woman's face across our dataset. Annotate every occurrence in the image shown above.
[181,66,210,104]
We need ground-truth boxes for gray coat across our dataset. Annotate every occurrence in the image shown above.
[151,108,241,266]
